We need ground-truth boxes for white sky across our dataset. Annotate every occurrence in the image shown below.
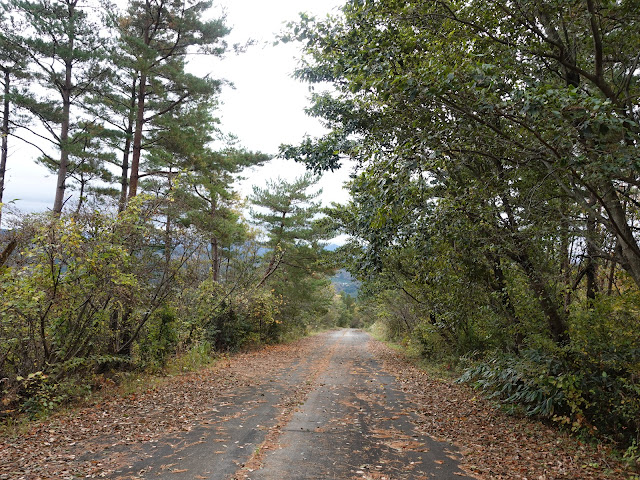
[213,0,351,205]
[1,0,351,222]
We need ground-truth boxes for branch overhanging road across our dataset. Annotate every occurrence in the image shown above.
[102,330,473,480]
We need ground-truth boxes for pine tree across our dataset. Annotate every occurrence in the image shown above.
[250,173,323,288]
[118,0,229,202]
[0,2,30,224]
[5,0,108,213]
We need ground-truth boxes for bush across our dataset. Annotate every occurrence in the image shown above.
[410,322,453,360]
[137,307,178,369]
[458,347,640,448]
[16,372,68,418]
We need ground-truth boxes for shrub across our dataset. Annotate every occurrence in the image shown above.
[458,347,640,448]
[137,307,179,369]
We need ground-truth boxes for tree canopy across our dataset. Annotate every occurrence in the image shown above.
[282,0,640,450]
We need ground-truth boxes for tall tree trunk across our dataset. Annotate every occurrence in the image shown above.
[75,175,86,215]
[509,247,569,345]
[164,170,173,265]
[211,237,219,282]
[53,56,73,214]
[489,255,523,351]
[210,201,219,281]
[499,185,569,345]
[119,77,137,212]
[585,196,599,302]
[560,214,572,312]
[127,72,146,199]
[607,244,618,295]
[0,68,8,227]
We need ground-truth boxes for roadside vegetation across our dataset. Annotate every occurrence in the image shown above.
[0,0,353,426]
[282,0,640,470]
[2,0,640,474]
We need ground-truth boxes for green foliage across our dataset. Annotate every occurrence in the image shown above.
[165,341,215,374]
[137,307,178,369]
[409,322,454,362]
[0,0,345,427]
[283,0,640,451]
[624,440,640,473]
[0,210,141,375]
[458,347,640,447]
[15,371,66,417]
[248,174,339,338]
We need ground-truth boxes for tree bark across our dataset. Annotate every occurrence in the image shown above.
[119,77,137,212]
[0,68,8,227]
[498,184,569,344]
[585,197,599,301]
[595,180,640,288]
[127,72,146,199]
[211,237,219,282]
[490,255,523,351]
[52,1,77,214]
[508,247,569,345]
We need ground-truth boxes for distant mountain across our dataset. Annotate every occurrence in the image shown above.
[331,269,360,296]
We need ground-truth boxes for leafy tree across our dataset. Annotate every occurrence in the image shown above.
[284,0,640,289]
[282,0,640,447]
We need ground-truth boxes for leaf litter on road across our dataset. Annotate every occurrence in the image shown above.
[0,332,635,480]
[368,339,635,480]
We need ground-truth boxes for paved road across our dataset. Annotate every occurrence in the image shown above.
[105,330,473,480]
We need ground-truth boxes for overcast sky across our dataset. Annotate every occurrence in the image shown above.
[213,0,351,204]
[1,0,351,221]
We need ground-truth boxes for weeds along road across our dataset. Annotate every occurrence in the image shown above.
[103,329,472,480]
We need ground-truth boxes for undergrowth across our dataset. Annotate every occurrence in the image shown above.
[457,347,640,471]
[0,341,220,434]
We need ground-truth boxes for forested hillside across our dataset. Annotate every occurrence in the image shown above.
[282,0,640,461]
[331,269,360,296]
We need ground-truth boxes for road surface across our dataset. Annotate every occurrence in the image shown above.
[100,329,473,480]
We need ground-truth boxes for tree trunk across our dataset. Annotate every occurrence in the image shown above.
[596,180,640,288]
[119,77,137,212]
[560,214,572,312]
[211,237,219,282]
[210,201,219,281]
[509,247,569,345]
[75,175,86,214]
[585,197,599,302]
[490,255,523,351]
[497,184,568,344]
[127,72,146,199]
[0,68,8,227]
[164,170,173,265]
[53,6,75,215]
